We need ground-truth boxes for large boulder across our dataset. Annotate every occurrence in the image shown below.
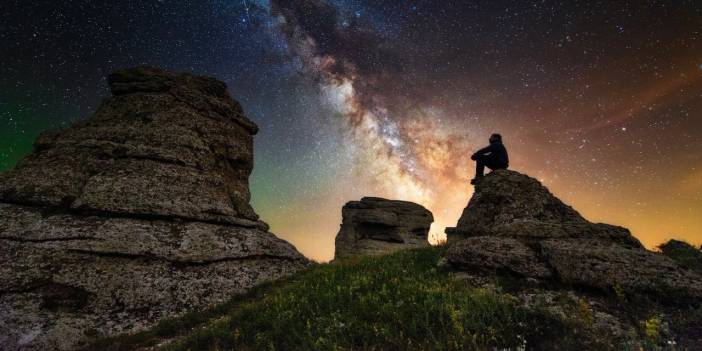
[0,66,309,350]
[334,197,433,260]
[0,66,259,224]
[444,170,702,300]
[445,170,642,248]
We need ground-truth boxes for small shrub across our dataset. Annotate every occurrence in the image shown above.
[576,299,594,327]
[613,282,627,304]
[658,239,702,273]
[644,316,662,342]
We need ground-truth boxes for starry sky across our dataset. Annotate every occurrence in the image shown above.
[2,0,701,261]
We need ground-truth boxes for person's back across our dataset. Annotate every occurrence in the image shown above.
[470,133,509,184]
[490,140,509,169]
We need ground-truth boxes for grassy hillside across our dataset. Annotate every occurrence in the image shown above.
[87,247,630,350]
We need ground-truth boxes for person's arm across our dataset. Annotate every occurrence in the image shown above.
[471,144,495,159]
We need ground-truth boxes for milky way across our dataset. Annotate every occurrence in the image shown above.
[2,1,701,260]
[270,0,479,243]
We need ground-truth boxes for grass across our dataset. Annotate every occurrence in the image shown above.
[86,247,604,351]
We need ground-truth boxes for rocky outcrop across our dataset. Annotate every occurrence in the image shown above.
[444,170,702,300]
[334,197,433,260]
[0,66,309,350]
[0,66,259,224]
[445,170,642,248]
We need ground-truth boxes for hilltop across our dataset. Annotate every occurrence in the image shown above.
[87,243,702,351]
[89,171,702,350]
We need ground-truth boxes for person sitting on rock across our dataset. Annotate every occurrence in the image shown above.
[470,133,509,184]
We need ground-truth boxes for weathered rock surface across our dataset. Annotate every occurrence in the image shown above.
[444,170,702,300]
[445,169,642,248]
[0,65,259,224]
[0,66,309,350]
[334,197,433,260]
[540,238,702,299]
[446,236,552,279]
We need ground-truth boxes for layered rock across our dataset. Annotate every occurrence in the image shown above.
[444,170,702,300]
[334,197,433,260]
[540,238,702,298]
[0,66,308,350]
[1,66,259,224]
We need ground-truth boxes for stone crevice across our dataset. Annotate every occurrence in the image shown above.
[0,199,265,229]
[0,236,98,243]
[66,249,306,265]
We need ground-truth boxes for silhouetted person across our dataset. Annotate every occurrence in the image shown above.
[470,133,509,184]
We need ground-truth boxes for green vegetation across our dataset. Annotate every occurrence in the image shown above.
[87,247,606,351]
[659,239,702,274]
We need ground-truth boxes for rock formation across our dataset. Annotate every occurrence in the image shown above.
[334,197,433,260]
[444,170,702,300]
[0,66,309,350]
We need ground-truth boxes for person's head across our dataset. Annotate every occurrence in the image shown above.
[489,133,502,143]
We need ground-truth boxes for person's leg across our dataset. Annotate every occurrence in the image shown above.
[475,158,486,177]
[471,156,486,184]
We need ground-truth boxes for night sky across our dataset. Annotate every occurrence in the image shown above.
[2,1,701,261]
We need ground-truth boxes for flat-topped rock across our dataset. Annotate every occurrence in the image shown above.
[0,67,309,351]
[334,197,433,260]
[0,65,259,224]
